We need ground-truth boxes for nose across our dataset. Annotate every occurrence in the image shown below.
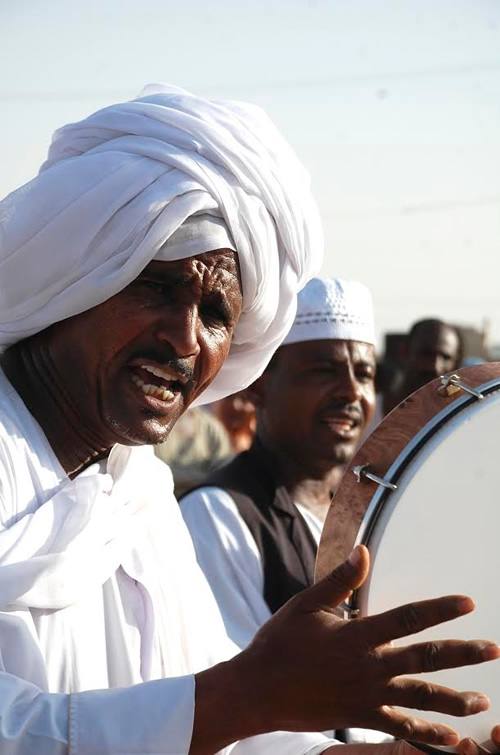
[155,303,201,361]
[336,367,362,403]
[423,354,445,378]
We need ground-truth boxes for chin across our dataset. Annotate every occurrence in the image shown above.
[106,412,177,447]
[329,442,356,466]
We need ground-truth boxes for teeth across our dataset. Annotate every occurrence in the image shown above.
[141,364,183,384]
[131,374,175,402]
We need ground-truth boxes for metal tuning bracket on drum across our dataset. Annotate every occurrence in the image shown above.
[352,464,398,491]
[345,466,398,619]
[438,373,485,400]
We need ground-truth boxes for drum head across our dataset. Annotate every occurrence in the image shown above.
[316,363,500,750]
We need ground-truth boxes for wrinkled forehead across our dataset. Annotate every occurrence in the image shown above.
[144,249,242,291]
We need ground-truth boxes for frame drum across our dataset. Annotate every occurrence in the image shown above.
[316,363,500,750]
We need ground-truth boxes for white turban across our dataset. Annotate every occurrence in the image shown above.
[283,277,376,347]
[0,83,323,404]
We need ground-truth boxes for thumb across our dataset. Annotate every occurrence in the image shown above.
[302,545,370,611]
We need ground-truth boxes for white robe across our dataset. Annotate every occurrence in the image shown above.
[180,487,325,650]
[0,368,333,754]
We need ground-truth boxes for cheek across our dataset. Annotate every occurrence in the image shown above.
[362,389,377,422]
[274,386,317,428]
[100,308,158,359]
[199,330,233,379]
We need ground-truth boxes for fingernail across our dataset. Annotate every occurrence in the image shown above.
[461,738,475,755]
[348,546,362,567]
[469,694,490,713]
[458,597,475,613]
[442,732,459,746]
[480,643,500,661]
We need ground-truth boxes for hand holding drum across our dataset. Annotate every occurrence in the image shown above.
[315,363,500,752]
[231,545,499,749]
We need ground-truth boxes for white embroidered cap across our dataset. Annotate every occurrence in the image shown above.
[283,277,376,346]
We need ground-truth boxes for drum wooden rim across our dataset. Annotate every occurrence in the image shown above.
[315,362,500,582]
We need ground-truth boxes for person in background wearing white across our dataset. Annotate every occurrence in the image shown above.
[181,277,385,747]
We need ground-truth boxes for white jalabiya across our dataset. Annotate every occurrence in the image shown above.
[0,369,334,754]
[0,83,323,404]
[180,489,324,652]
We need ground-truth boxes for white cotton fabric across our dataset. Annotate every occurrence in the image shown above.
[155,212,236,261]
[0,369,334,754]
[283,277,376,347]
[180,488,323,650]
[0,83,323,404]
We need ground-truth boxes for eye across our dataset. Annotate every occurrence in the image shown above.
[142,280,169,295]
[134,278,175,302]
[356,367,375,383]
[310,365,335,375]
[201,304,232,328]
[200,295,233,329]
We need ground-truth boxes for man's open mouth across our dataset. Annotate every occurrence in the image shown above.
[129,362,189,403]
[319,412,361,436]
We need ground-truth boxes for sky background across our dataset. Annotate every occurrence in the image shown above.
[1,0,499,349]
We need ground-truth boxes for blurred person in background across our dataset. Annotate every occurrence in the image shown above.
[385,318,463,412]
[155,407,232,496]
[211,390,257,453]
[0,83,495,755]
[181,277,377,654]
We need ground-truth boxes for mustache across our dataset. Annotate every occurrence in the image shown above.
[320,402,363,422]
[133,350,195,383]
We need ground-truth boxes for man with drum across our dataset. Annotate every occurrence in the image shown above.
[180,277,377,652]
[0,84,498,754]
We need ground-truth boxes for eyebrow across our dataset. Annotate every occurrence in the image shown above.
[308,354,376,366]
[139,268,191,286]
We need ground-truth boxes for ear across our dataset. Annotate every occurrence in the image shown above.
[243,372,271,409]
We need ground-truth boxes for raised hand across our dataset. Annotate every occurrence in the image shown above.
[235,545,499,743]
[192,545,500,754]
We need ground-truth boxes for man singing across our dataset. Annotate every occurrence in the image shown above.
[0,84,497,754]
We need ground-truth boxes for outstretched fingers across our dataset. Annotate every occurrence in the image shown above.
[385,677,490,717]
[373,706,461,746]
[361,595,477,647]
[377,639,500,677]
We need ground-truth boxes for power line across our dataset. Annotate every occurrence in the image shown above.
[1,61,500,102]
[331,195,500,219]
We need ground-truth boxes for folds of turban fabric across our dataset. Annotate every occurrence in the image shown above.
[0,83,323,404]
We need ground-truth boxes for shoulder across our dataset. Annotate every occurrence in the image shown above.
[181,485,240,521]
[184,446,270,503]
[180,485,258,549]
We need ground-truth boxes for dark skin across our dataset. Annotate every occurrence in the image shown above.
[1,250,242,477]
[246,339,376,520]
[459,726,500,755]
[194,546,499,754]
[2,252,499,753]
[400,322,461,398]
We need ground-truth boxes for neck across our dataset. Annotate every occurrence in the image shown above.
[288,468,344,523]
[1,342,111,477]
[255,435,345,523]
